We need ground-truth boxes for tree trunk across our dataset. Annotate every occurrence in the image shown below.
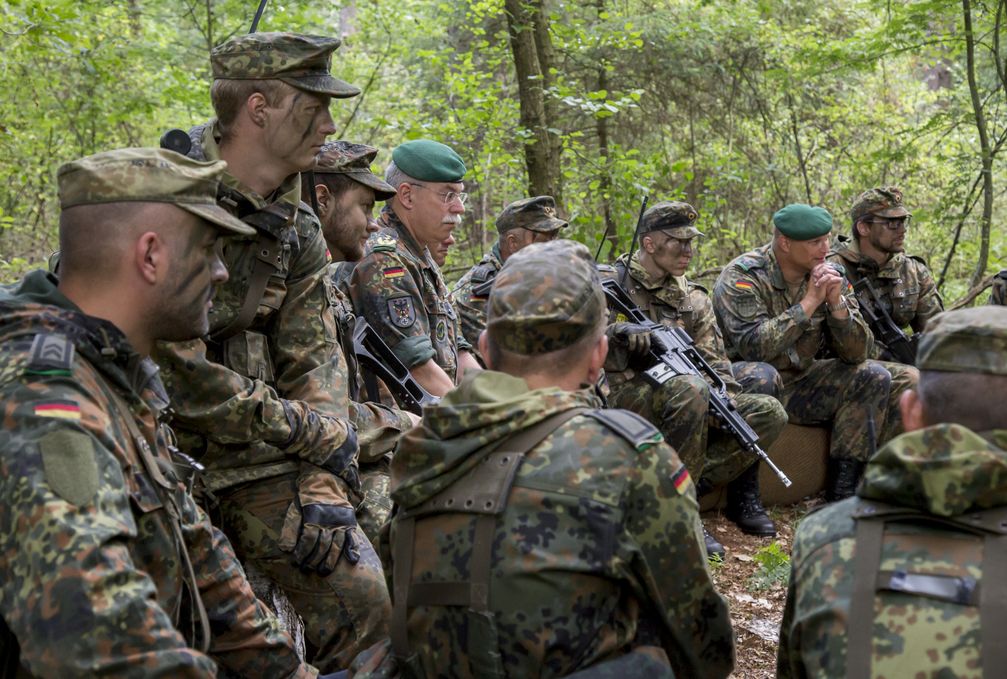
[962,0,993,287]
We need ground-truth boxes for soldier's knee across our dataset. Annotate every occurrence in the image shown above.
[851,361,892,396]
[736,361,782,398]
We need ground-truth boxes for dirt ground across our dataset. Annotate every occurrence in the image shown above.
[703,499,822,678]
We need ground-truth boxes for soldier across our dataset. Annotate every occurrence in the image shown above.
[349,139,481,397]
[0,148,313,677]
[600,201,788,556]
[713,204,893,501]
[151,33,389,671]
[828,186,938,442]
[452,195,567,355]
[777,306,1007,678]
[305,140,418,541]
[990,269,1007,305]
[350,239,734,679]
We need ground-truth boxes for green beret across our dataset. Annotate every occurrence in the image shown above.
[58,148,254,236]
[211,32,359,98]
[487,239,605,355]
[917,306,1007,376]
[773,203,833,240]
[496,195,567,234]
[392,140,466,183]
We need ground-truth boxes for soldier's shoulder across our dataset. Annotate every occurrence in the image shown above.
[996,269,1007,281]
[728,248,768,274]
[791,498,858,565]
[467,259,499,285]
[687,280,710,296]
[367,230,400,254]
[582,408,663,451]
[905,253,932,272]
[0,331,76,382]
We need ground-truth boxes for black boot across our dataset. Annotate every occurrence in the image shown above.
[703,525,725,561]
[725,463,777,536]
[826,458,865,502]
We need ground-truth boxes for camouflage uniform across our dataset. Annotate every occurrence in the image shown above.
[991,270,1007,305]
[351,240,734,679]
[151,34,389,671]
[0,149,311,678]
[349,206,467,380]
[451,242,503,351]
[713,243,891,464]
[778,306,1007,678]
[600,253,787,485]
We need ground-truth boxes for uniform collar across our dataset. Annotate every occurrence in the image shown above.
[380,206,435,268]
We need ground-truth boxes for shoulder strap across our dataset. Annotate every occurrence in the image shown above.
[209,235,285,344]
[584,408,661,449]
[391,407,589,673]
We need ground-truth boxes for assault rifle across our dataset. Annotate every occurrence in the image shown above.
[601,278,792,487]
[352,317,438,415]
[852,278,917,365]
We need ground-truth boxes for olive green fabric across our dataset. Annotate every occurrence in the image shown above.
[772,203,832,240]
[916,306,1007,375]
[390,139,466,182]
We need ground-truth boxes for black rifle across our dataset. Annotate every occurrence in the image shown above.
[852,278,917,365]
[620,195,649,287]
[601,278,792,487]
[352,317,438,415]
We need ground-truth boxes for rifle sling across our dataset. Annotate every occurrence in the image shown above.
[210,235,284,344]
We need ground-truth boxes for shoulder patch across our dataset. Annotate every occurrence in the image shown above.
[371,234,398,253]
[688,281,709,295]
[28,333,74,376]
[908,254,929,267]
[996,270,1007,281]
[584,409,662,449]
[41,428,99,506]
[736,256,763,272]
[470,263,497,284]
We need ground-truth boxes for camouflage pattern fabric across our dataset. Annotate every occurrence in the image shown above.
[348,206,464,379]
[0,271,311,678]
[777,424,1007,677]
[991,270,1007,306]
[352,370,735,679]
[600,253,788,483]
[152,121,389,671]
[451,243,503,352]
[714,243,892,462]
[828,234,943,359]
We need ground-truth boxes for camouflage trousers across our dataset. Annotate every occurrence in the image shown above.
[875,360,918,445]
[736,359,891,462]
[217,472,391,671]
[357,455,393,547]
[608,371,787,485]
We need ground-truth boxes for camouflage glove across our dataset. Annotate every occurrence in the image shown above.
[608,322,660,356]
[279,466,361,577]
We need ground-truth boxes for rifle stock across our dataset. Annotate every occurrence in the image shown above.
[601,278,792,487]
[852,278,917,365]
[352,317,438,415]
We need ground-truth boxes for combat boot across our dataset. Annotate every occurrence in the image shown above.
[826,458,865,502]
[703,526,725,561]
[724,464,777,536]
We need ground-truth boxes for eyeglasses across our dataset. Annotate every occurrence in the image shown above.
[409,183,468,206]
[865,216,911,231]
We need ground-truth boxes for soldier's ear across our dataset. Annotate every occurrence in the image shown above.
[315,183,333,219]
[586,333,608,384]
[641,233,657,253]
[246,92,269,128]
[899,388,926,432]
[135,231,165,285]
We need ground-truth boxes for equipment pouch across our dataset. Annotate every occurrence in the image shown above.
[222,330,276,384]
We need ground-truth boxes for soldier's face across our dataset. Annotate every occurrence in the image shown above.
[652,232,694,277]
[263,89,336,175]
[864,217,908,255]
[155,214,229,341]
[785,234,831,273]
[405,181,465,246]
[322,182,377,262]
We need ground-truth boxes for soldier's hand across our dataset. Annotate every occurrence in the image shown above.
[608,322,655,356]
[280,496,361,577]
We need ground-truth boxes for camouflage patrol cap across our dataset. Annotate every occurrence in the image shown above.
[640,201,703,238]
[851,186,911,224]
[211,32,360,98]
[916,306,1007,376]
[314,141,396,200]
[495,195,568,234]
[58,148,254,236]
[487,239,605,355]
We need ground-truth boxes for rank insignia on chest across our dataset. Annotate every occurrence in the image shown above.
[373,234,397,252]
[383,266,406,279]
[388,297,416,328]
[734,281,754,290]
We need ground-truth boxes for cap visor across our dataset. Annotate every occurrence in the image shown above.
[875,206,911,218]
[281,75,361,98]
[183,203,256,236]
[526,218,569,233]
[346,170,397,200]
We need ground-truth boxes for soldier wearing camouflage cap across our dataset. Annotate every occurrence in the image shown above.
[779,306,1007,678]
[0,148,316,676]
[452,195,567,361]
[989,269,1007,305]
[714,204,894,501]
[348,239,734,679]
[349,139,482,399]
[597,201,787,558]
[151,33,390,671]
[828,186,939,443]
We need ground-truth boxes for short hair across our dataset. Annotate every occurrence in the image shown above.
[917,371,1007,431]
[210,78,289,139]
[58,203,155,279]
[484,318,605,379]
[301,172,356,205]
[384,160,415,193]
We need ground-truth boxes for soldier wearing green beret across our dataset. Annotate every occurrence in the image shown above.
[990,270,1007,305]
[713,204,893,500]
[778,306,1007,678]
[452,195,567,362]
[0,148,318,677]
[348,139,482,399]
[350,239,734,679]
[150,33,389,671]
[597,201,788,558]
[827,187,939,443]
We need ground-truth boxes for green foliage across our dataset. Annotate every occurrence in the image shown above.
[748,541,791,591]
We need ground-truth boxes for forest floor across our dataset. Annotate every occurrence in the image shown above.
[704,499,822,678]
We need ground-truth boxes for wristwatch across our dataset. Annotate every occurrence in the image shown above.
[827,298,849,313]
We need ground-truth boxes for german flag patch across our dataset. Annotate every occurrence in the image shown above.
[34,400,81,421]
[670,465,692,494]
[383,267,406,279]
[734,281,754,290]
